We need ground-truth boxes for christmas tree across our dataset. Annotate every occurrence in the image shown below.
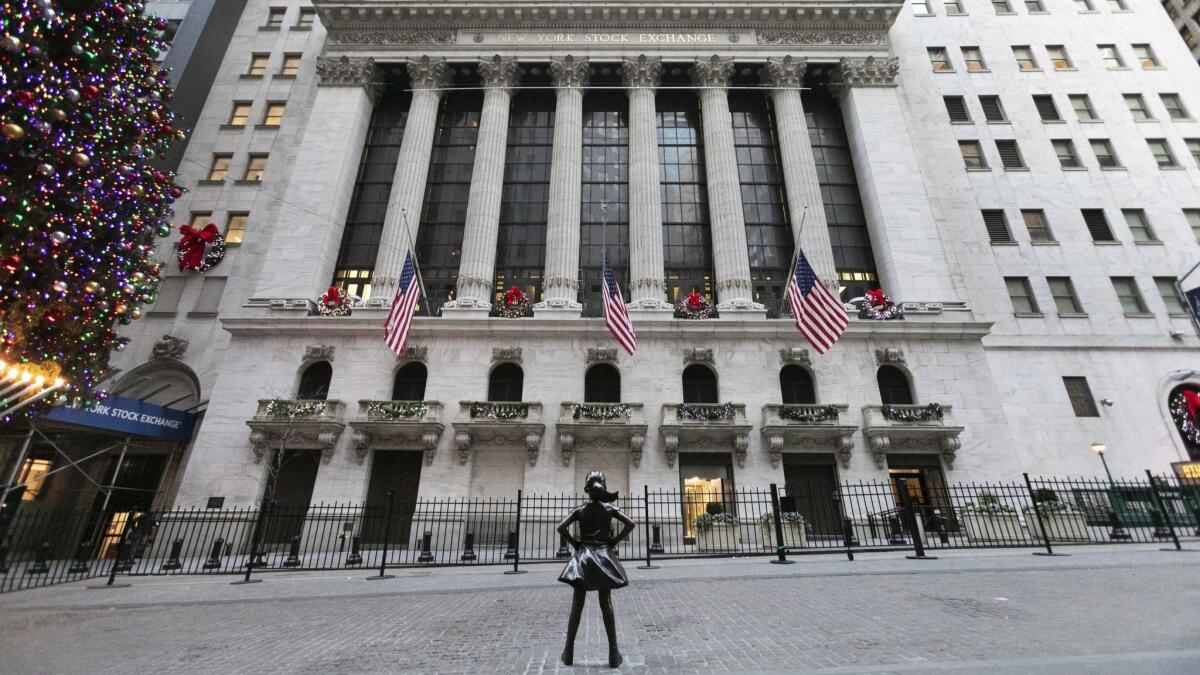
[0,0,182,421]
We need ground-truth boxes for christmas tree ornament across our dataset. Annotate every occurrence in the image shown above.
[1,122,23,140]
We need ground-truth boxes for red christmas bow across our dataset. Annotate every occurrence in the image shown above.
[866,289,886,306]
[1183,390,1200,423]
[178,223,218,271]
[686,291,705,310]
[321,286,341,306]
[505,286,525,305]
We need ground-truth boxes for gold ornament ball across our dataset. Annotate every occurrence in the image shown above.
[114,303,128,315]
[1,122,25,140]
[84,280,101,293]
[72,152,90,167]
[49,108,67,122]
[130,308,142,320]
[131,184,145,196]
[132,272,146,282]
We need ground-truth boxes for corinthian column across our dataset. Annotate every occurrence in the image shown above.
[621,56,672,311]
[444,56,519,314]
[370,56,452,304]
[534,56,590,316]
[691,56,762,314]
[761,56,836,288]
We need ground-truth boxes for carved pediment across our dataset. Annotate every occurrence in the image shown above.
[304,345,336,362]
[492,347,522,364]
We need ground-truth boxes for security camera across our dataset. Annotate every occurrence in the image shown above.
[1171,370,1198,381]
[1099,398,1114,407]
[1170,330,1185,339]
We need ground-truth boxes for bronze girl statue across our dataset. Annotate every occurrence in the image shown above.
[556,471,636,668]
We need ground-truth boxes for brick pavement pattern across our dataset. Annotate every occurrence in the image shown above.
[0,549,1197,673]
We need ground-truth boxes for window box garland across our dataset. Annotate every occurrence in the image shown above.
[676,402,736,421]
[882,403,944,423]
[573,404,633,421]
[469,401,529,420]
[778,405,840,423]
[262,399,327,418]
[366,401,428,420]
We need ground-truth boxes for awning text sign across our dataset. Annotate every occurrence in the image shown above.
[43,394,195,441]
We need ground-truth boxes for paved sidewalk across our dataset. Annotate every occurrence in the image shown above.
[1,546,1197,673]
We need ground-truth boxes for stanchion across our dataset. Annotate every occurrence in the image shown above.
[417,531,434,563]
[555,533,571,559]
[898,480,935,560]
[768,484,794,565]
[367,490,397,580]
[68,540,92,574]
[638,485,658,569]
[345,535,363,566]
[1024,473,1067,556]
[1145,470,1192,552]
[461,532,477,562]
[26,542,50,574]
[504,489,526,575]
[161,538,184,571]
[232,499,269,585]
[282,535,302,567]
[202,537,225,570]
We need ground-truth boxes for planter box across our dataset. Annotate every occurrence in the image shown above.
[962,512,1026,543]
[1026,510,1091,543]
[695,523,739,553]
[760,522,808,550]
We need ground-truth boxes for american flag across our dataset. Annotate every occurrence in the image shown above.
[601,258,637,355]
[786,250,848,354]
[384,252,422,355]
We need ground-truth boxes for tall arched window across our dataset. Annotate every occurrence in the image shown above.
[584,363,621,403]
[1168,384,1200,460]
[488,363,524,402]
[297,361,332,400]
[779,365,816,404]
[682,364,718,404]
[877,366,914,405]
[392,362,428,401]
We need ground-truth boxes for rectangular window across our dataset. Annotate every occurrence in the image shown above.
[1047,277,1083,314]
[227,102,251,127]
[1033,95,1062,122]
[1082,209,1116,241]
[1187,209,1200,241]
[944,0,965,14]
[928,47,953,72]
[189,212,212,230]
[911,0,934,15]
[1124,94,1153,121]
[1132,44,1160,68]
[1160,94,1190,120]
[296,7,316,27]
[979,95,1007,122]
[148,276,185,314]
[993,0,1013,11]
[1147,139,1177,168]
[225,212,248,244]
[1069,94,1099,121]
[944,96,971,122]
[1006,277,1040,314]
[982,209,1014,243]
[1047,45,1073,70]
[1025,0,1045,10]
[1123,209,1158,242]
[247,53,269,76]
[962,46,987,71]
[1112,277,1149,314]
[1074,0,1093,9]
[995,139,1026,169]
[1053,139,1082,168]
[207,154,231,181]
[280,54,301,76]
[190,277,227,315]
[960,140,988,169]
[1063,377,1100,417]
[16,458,52,500]
[659,91,717,306]
[1188,139,1200,167]
[1098,44,1124,69]
[494,92,555,305]
[1155,277,1187,315]
[243,154,268,182]
[1012,46,1038,71]
[261,102,285,127]
[1090,139,1120,168]
[265,7,285,27]
[1023,209,1055,242]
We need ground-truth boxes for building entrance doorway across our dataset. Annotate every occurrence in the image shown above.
[678,453,734,542]
[363,450,423,547]
[782,454,842,537]
[886,454,952,530]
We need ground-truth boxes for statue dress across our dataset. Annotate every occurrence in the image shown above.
[557,501,629,590]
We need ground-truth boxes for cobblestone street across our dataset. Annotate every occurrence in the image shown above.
[1,547,1197,674]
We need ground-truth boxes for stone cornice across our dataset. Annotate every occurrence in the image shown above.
[314,55,384,102]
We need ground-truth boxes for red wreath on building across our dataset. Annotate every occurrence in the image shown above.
[177,223,225,272]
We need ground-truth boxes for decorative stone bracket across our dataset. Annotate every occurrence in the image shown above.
[868,434,962,470]
[492,347,522,364]
[683,347,714,365]
[246,399,346,464]
[555,402,648,468]
[874,348,904,366]
[451,401,545,466]
[761,404,857,469]
[779,348,811,366]
[861,404,964,470]
[659,403,752,468]
[348,400,445,466]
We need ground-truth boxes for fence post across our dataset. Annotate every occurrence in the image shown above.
[769,484,794,565]
[1024,473,1066,556]
[898,480,935,560]
[367,490,396,580]
[504,489,526,575]
[1145,470,1186,552]
[638,484,659,569]
[232,500,269,585]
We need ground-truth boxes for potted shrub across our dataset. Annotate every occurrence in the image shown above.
[758,511,809,550]
[961,492,1025,543]
[1024,489,1091,543]
[693,501,739,553]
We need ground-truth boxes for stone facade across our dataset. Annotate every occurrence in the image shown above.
[112,0,1200,507]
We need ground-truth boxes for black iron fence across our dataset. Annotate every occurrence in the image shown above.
[1,472,1196,593]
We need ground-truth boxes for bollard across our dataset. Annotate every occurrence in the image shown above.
[113,537,134,573]
[887,516,906,546]
[345,535,362,566]
[1192,504,1200,538]
[555,533,571,559]
[897,480,935,560]
[842,517,856,561]
[1145,470,1184,552]
[418,531,434,563]
[282,535,302,568]
[1107,510,1131,540]
[162,538,184,571]
[503,530,518,561]
[366,490,396,580]
[26,541,50,574]
[68,541,92,574]
[1023,473,1066,557]
[649,524,664,554]
[460,532,477,562]
[930,510,950,545]
[202,537,225,569]
[1150,510,1172,539]
[866,514,877,540]
[769,484,794,565]
[0,537,8,574]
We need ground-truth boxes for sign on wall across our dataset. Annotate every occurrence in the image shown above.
[43,394,196,442]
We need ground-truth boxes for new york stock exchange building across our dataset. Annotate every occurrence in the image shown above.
[61,0,1200,542]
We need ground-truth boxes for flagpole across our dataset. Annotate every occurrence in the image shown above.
[601,200,608,267]
[787,205,808,277]
[399,207,433,317]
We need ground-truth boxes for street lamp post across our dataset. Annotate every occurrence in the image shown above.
[1091,443,1130,540]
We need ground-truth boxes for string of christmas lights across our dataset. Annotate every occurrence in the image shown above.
[0,0,184,421]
